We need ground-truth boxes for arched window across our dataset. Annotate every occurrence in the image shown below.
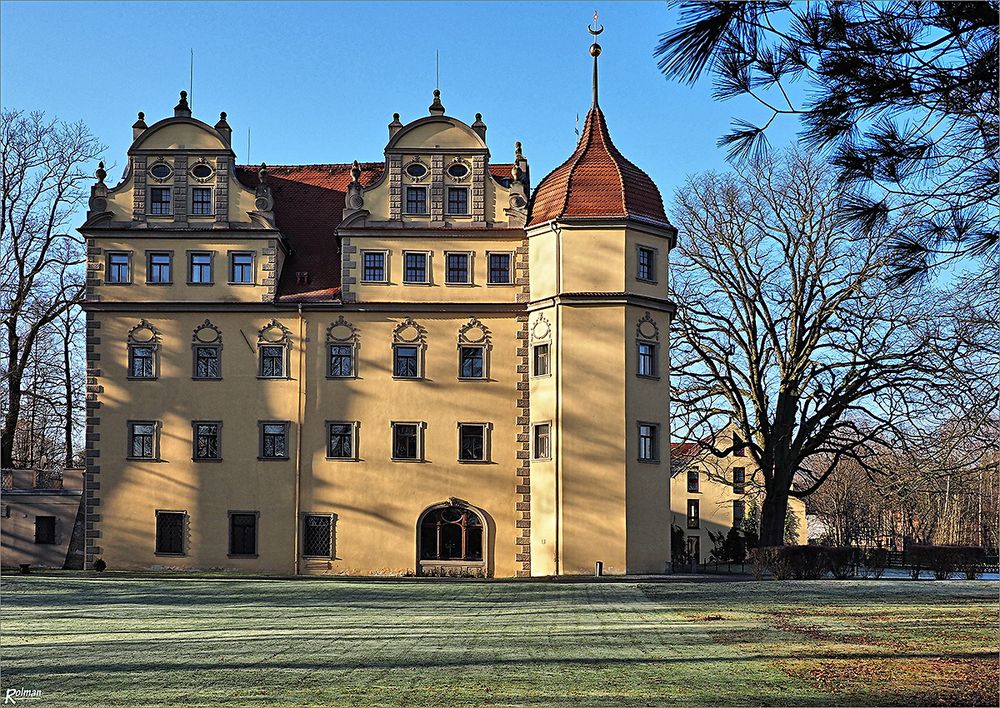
[419,506,483,561]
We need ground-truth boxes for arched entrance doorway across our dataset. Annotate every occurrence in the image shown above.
[417,502,489,576]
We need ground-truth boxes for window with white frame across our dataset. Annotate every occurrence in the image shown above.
[392,422,422,461]
[638,422,659,462]
[458,423,488,462]
[326,421,357,460]
[533,423,551,460]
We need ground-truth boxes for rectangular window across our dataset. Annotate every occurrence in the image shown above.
[303,514,333,557]
[147,252,172,284]
[392,422,420,461]
[733,499,746,525]
[445,252,471,284]
[533,423,551,460]
[193,422,221,460]
[106,252,130,284]
[459,346,485,379]
[361,251,386,282]
[405,186,427,214]
[638,341,657,377]
[129,345,156,379]
[687,499,700,529]
[638,423,658,462]
[733,433,746,457]
[393,345,419,378]
[229,252,254,284]
[687,468,700,493]
[155,511,185,554]
[260,422,289,459]
[327,422,355,460]
[129,422,157,459]
[34,516,56,545]
[447,187,468,215]
[733,467,746,494]
[259,345,285,378]
[193,345,221,379]
[328,344,355,378]
[191,187,212,215]
[189,252,213,284]
[229,513,258,556]
[459,423,487,462]
[487,252,512,284]
[403,252,428,284]
[637,246,656,282]
[532,343,550,377]
[149,187,172,215]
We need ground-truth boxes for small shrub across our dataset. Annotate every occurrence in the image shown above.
[785,546,826,579]
[864,548,890,579]
[955,547,987,580]
[824,547,856,579]
[747,547,770,580]
[907,545,984,580]
[747,546,797,580]
[93,558,107,573]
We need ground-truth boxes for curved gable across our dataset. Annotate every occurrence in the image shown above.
[131,118,231,152]
[387,116,486,152]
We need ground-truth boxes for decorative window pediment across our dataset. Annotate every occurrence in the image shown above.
[393,317,427,345]
[458,317,491,346]
[530,314,551,343]
[326,316,358,344]
[258,319,291,344]
[192,319,222,344]
[127,319,161,344]
[636,312,660,342]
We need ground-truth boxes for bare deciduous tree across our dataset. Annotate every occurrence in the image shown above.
[1,109,103,469]
[669,149,980,546]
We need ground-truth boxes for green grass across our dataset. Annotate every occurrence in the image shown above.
[1,575,996,706]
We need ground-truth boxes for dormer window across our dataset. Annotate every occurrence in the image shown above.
[191,163,214,180]
[405,186,427,214]
[405,163,427,179]
[149,163,172,180]
[447,188,468,215]
[149,187,172,215]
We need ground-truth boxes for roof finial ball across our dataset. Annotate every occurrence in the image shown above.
[429,88,446,116]
[174,90,191,117]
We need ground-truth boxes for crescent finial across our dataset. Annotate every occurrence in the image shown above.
[589,10,604,36]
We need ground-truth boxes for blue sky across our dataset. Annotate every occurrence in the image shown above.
[1,1,799,204]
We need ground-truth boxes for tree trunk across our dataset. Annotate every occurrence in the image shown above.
[760,488,790,546]
[63,317,74,469]
[2,328,20,469]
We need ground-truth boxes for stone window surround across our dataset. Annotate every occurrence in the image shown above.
[325,420,360,461]
[301,512,337,559]
[402,250,432,285]
[186,250,216,286]
[257,420,291,461]
[154,509,188,557]
[104,250,133,285]
[443,250,474,285]
[227,250,257,286]
[485,251,515,285]
[637,421,660,464]
[636,243,659,284]
[391,421,425,462]
[227,510,260,558]
[126,420,161,461]
[145,250,174,285]
[191,420,223,462]
[532,421,553,460]
[637,339,659,379]
[360,249,390,284]
[457,421,491,464]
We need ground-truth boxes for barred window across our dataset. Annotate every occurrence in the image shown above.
[459,424,486,462]
[638,423,658,462]
[637,246,655,281]
[404,252,428,283]
[147,253,172,284]
[193,423,220,460]
[687,468,699,493]
[129,422,156,459]
[446,252,470,284]
[194,345,221,379]
[447,187,468,215]
[129,345,156,379]
[192,187,212,215]
[362,251,386,282]
[34,516,56,545]
[327,422,355,459]
[392,423,420,460]
[638,342,657,377]
[189,252,213,284]
[107,252,130,283]
[229,513,257,556]
[150,187,172,215]
[303,514,333,557]
[405,186,427,214]
[259,345,285,378]
[733,467,746,494]
[155,512,185,554]
[261,423,289,459]
[459,346,485,379]
[328,344,354,378]
[487,253,512,284]
[393,345,419,378]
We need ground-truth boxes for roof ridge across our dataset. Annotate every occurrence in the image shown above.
[236,162,383,170]
[592,107,628,219]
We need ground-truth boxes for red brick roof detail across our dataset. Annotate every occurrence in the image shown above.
[527,106,670,228]
[488,163,514,184]
[235,163,382,302]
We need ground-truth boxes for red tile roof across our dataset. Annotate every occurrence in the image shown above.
[236,163,382,302]
[527,106,670,228]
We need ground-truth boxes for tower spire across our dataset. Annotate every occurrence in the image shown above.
[589,10,604,107]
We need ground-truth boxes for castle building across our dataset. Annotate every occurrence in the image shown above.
[81,30,677,577]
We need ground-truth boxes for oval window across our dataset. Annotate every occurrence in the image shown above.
[447,163,469,178]
[405,163,427,178]
[191,164,213,179]
[150,164,172,179]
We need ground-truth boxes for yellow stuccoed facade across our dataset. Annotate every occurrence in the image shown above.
[81,81,677,577]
